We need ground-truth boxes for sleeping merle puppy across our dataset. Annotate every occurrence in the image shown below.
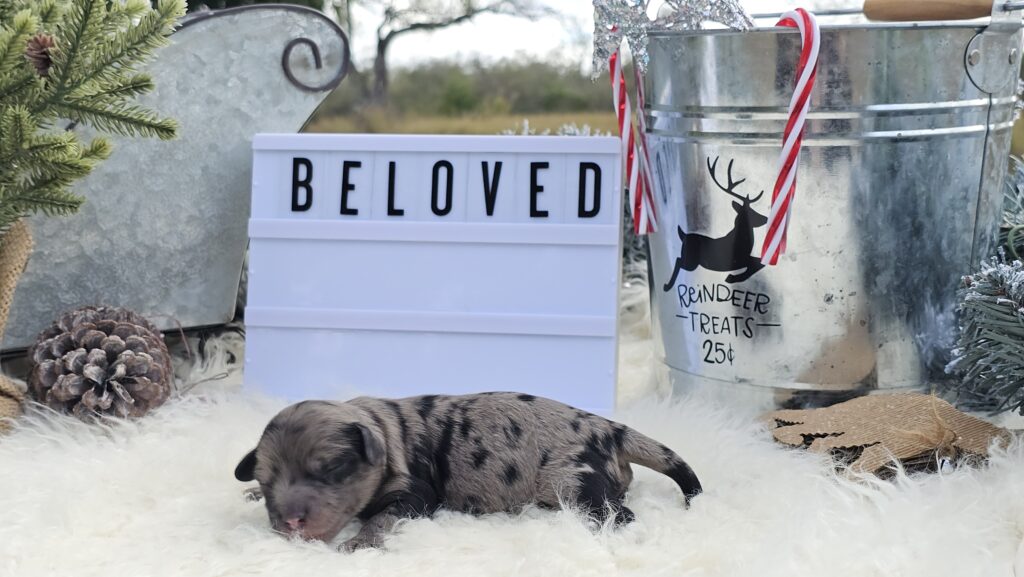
[234,392,702,551]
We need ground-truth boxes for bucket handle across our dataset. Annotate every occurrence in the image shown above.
[752,1,1024,22]
[863,0,1024,22]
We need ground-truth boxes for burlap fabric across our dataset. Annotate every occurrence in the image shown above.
[766,393,1011,476]
[0,220,33,434]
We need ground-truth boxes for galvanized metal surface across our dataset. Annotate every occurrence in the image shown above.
[1,5,349,351]
[646,18,1022,409]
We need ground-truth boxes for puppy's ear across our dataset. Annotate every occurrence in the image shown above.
[355,423,385,467]
[234,449,258,482]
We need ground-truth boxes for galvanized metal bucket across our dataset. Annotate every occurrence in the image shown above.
[645,6,1024,408]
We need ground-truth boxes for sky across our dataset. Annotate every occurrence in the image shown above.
[347,0,859,71]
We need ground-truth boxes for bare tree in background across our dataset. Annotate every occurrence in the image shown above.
[334,0,556,103]
[331,0,355,38]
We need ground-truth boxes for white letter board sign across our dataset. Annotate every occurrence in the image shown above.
[245,134,622,414]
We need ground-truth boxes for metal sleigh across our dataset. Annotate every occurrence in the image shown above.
[1,4,350,352]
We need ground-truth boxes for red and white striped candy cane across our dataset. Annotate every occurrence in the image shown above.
[609,50,657,235]
[632,65,658,234]
[760,8,820,265]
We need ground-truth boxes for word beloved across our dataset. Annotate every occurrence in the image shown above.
[289,157,604,218]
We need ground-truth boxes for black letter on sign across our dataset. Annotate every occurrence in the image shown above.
[432,160,453,216]
[578,162,601,218]
[482,161,502,216]
[387,161,404,216]
[291,157,313,212]
[340,160,360,215]
[530,162,549,218]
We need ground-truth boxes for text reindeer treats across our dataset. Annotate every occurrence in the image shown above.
[245,134,621,413]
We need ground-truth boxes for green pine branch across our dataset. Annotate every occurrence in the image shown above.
[43,0,104,104]
[34,1,64,28]
[64,2,180,96]
[0,71,38,103]
[0,204,27,237]
[98,0,151,38]
[0,10,35,78]
[51,98,177,140]
[0,1,15,27]
[0,105,33,158]
[0,0,184,236]
[70,73,154,101]
[3,185,85,217]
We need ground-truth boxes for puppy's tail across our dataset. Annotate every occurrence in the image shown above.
[621,427,702,505]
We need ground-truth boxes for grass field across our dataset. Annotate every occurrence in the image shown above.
[305,111,618,135]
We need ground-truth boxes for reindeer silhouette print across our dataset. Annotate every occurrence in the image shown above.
[662,157,768,290]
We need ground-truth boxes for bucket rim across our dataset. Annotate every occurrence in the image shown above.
[648,21,999,37]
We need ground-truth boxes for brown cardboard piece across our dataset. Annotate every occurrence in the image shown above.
[765,393,1012,475]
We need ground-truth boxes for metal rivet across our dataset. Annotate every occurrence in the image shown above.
[1011,49,1019,64]
[968,49,982,66]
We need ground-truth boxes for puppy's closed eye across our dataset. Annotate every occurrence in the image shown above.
[317,455,359,483]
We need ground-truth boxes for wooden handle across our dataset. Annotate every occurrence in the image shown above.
[863,0,993,21]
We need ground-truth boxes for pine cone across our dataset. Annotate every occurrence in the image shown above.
[27,306,173,420]
[25,33,55,78]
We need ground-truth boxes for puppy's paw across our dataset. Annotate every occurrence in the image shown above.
[339,536,381,553]
[243,487,263,502]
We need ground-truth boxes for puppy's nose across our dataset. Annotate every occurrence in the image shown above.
[285,516,306,532]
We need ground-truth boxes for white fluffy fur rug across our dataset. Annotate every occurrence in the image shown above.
[3,276,1024,577]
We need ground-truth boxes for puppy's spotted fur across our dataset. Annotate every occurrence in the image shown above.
[234,392,701,551]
